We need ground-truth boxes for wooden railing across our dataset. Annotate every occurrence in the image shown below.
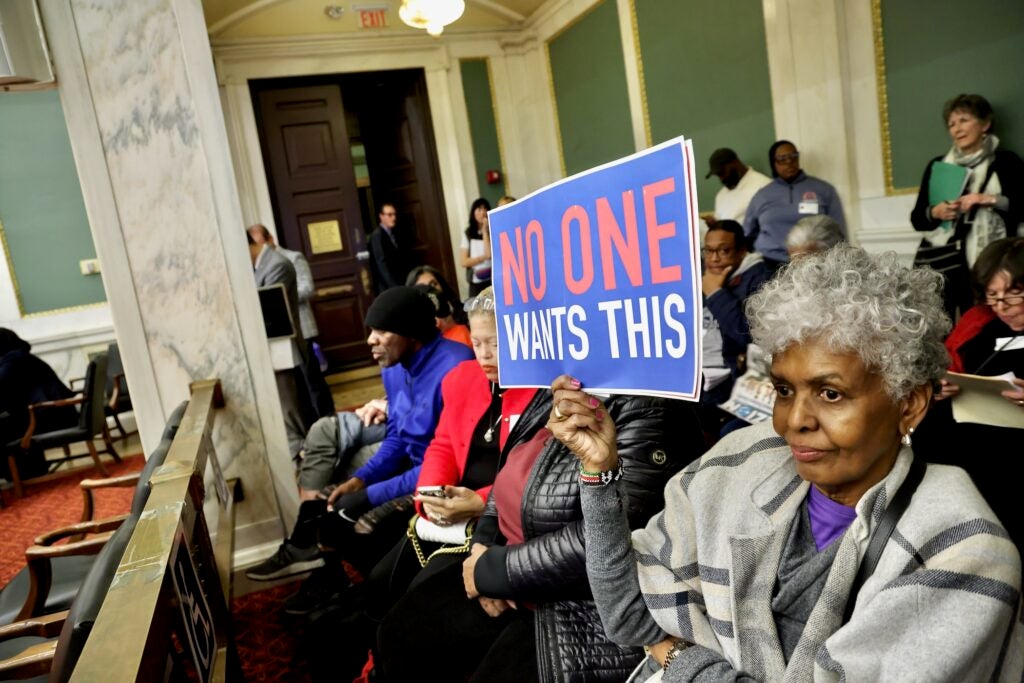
[70,379,241,682]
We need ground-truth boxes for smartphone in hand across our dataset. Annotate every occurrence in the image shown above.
[417,485,448,498]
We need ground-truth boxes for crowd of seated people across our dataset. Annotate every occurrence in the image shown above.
[240,94,1023,681]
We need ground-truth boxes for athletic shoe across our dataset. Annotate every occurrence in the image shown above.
[245,541,324,581]
[282,566,348,615]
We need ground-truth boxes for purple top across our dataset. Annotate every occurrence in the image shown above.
[807,485,858,551]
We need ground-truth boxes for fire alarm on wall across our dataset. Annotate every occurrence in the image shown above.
[486,169,501,185]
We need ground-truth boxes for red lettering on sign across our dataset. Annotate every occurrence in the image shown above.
[562,205,593,295]
[500,228,528,305]
[597,191,642,290]
[526,220,547,301]
[500,220,547,304]
[643,178,682,284]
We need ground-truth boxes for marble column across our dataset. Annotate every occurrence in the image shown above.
[38,0,300,561]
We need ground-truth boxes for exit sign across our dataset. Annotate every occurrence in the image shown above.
[355,5,389,29]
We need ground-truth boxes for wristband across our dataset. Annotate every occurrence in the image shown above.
[662,638,691,670]
[579,462,622,486]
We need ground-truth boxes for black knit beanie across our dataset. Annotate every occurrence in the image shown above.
[365,286,438,343]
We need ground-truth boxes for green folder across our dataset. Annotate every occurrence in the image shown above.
[928,161,969,231]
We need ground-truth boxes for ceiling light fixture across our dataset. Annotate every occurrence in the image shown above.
[398,0,465,37]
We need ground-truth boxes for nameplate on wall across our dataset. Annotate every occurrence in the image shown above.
[307,220,343,254]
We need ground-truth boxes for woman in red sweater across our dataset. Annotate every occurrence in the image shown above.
[305,287,534,680]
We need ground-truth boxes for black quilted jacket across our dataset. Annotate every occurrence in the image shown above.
[471,389,705,683]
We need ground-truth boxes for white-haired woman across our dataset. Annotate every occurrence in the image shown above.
[550,246,1021,681]
[785,215,844,259]
[910,94,1024,322]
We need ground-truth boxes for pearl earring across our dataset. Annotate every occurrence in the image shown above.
[901,426,915,447]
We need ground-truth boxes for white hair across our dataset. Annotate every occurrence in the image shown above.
[746,245,951,400]
[786,215,845,253]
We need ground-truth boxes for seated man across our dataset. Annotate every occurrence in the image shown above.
[700,220,769,407]
[245,287,473,589]
[296,398,390,505]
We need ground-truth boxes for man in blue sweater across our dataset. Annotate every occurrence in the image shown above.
[246,287,472,609]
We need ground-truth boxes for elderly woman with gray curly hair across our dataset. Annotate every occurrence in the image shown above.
[545,245,1022,681]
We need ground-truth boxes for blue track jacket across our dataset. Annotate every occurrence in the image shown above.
[353,334,474,505]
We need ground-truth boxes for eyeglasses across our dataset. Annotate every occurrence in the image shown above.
[985,294,1024,307]
[380,211,396,216]
[701,246,735,257]
[774,153,800,163]
[464,295,496,313]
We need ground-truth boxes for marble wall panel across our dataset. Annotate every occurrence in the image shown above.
[67,0,289,541]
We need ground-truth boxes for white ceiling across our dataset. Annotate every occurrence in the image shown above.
[204,0,552,39]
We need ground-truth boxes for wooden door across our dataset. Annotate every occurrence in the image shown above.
[344,70,458,289]
[254,83,373,370]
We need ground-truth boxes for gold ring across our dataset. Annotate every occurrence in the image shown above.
[554,404,565,420]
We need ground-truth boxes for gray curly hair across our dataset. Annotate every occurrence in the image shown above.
[746,245,951,400]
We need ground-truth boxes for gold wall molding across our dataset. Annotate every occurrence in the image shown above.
[871,0,918,196]
[0,218,107,319]
[543,0,611,179]
[543,41,568,178]
[627,0,651,148]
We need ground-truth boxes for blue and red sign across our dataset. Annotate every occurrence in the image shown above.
[489,137,702,400]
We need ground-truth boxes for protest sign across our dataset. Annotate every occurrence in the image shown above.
[488,137,702,400]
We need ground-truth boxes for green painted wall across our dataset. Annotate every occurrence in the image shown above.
[0,90,104,314]
[460,59,505,207]
[881,0,1024,189]
[548,0,634,177]
[636,0,775,213]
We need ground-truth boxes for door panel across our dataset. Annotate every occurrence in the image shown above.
[344,70,458,288]
[253,71,455,372]
[254,84,373,370]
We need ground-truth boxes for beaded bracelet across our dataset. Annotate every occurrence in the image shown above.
[579,462,623,486]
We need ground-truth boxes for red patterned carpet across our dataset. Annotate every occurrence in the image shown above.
[0,454,144,586]
[232,581,313,682]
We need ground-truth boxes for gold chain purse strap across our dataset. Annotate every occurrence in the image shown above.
[405,513,477,568]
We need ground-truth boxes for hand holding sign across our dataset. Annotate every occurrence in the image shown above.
[547,375,618,472]
[488,137,703,400]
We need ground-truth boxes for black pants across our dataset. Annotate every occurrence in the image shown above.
[468,280,491,297]
[376,560,538,683]
[291,500,410,579]
[302,339,336,418]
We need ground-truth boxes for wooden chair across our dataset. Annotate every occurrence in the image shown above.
[0,402,188,678]
[4,354,120,498]
[104,343,136,442]
[0,514,141,681]
[77,400,187,524]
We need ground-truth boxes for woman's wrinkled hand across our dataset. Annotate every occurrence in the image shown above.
[957,193,995,214]
[415,485,484,525]
[478,597,516,618]
[547,375,618,473]
[933,378,961,401]
[930,200,959,222]
[462,542,488,598]
[1000,378,1024,409]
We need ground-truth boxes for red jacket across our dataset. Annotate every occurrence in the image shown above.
[415,360,536,513]
[946,305,997,372]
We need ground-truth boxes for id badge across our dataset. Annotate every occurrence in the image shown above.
[798,201,819,215]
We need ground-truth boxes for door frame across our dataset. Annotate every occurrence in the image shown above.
[217,43,481,297]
